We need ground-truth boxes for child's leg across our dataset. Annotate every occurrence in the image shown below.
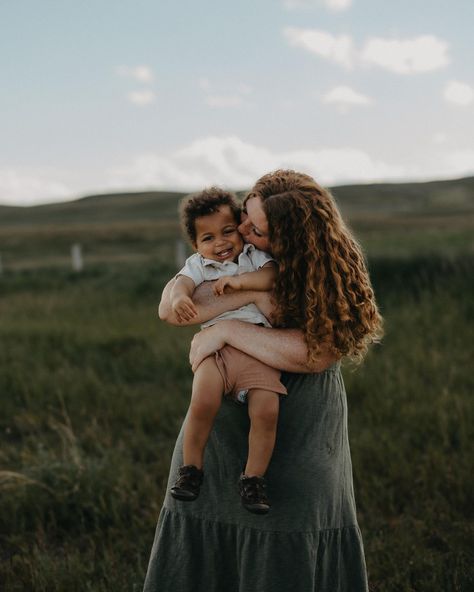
[245,389,280,477]
[183,356,224,469]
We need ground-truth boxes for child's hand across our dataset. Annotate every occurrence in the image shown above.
[213,275,242,295]
[172,295,198,323]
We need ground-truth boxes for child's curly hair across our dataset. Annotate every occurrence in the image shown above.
[245,169,383,364]
[180,187,241,244]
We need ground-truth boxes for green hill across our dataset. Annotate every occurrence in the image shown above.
[0,191,187,227]
[0,177,473,268]
[333,176,474,216]
[1,176,473,227]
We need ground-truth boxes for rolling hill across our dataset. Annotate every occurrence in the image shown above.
[0,176,473,269]
[0,176,473,227]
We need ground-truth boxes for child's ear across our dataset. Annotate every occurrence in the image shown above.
[191,241,198,251]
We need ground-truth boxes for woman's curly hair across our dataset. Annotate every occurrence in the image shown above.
[246,170,383,364]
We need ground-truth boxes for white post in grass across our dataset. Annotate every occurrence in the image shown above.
[71,243,83,272]
[175,239,186,270]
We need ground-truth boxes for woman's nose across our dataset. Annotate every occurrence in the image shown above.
[238,219,250,235]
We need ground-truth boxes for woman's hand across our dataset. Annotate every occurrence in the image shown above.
[189,323,229,372]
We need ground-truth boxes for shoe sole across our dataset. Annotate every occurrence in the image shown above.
[242,503,270,514]
[170,489,198,501]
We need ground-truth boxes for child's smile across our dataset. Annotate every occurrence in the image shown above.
[194,205,244,263]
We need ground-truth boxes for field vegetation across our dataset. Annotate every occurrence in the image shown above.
[0,177,473,591]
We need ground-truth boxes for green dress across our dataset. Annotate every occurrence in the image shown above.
[143,363,368,592]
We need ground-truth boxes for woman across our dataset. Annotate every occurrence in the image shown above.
[144,170,382,592]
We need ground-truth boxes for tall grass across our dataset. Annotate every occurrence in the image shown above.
[0,256,473,591]
[347,256,474,590]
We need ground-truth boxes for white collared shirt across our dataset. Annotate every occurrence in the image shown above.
[177,243,274,328]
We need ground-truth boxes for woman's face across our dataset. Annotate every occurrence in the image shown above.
[238,196,271,253]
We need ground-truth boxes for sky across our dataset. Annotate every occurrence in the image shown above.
[1,0,473,206]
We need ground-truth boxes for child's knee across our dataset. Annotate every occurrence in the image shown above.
[249,394,279,426]
[189,394,221,420]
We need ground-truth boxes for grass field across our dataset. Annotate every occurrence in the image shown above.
[0,179,473,591]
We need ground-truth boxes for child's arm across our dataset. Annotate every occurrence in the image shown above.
[170,276,198,323]
[159,279,264,326]
[213,263,276,296]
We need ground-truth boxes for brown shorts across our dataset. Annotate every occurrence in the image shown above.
[214,345,287,404]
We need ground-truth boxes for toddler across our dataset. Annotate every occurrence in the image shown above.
[168,187,287,514]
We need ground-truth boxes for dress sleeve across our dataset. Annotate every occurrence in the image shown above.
[176,254,205,286]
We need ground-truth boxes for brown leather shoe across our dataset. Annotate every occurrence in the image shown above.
[170,465,204,501]
[239,474,270,514]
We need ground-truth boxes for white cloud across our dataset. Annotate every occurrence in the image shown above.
[432,132,447,145]
[279,148,407,185]
[105,139,474,196]
[127,90,156,106]
[444,150,474,176]
[3,138,474,206]
[205,95,245,108]
[283,27,354,68]
[106,137,274,190]
[326,0,352,10]
[283,0,352,11]
[0,168,72,206]
[321,85,373,107]
[360,35,450,74]
[443,80,474,106]
[116,65,154,82]
[284,29,450,74]
[105,136,411,191]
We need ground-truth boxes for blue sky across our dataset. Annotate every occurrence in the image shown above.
[1,0,473,205]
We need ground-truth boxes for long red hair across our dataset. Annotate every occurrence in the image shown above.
[246,170,383,363]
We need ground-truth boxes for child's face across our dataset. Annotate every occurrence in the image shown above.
[193,205,244,263]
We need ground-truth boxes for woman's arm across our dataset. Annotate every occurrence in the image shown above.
[189,320,338,374]
[159,278,263,326]
[160,281,336,372]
